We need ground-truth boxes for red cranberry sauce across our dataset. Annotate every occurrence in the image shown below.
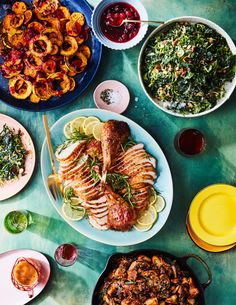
[100,2,140,43]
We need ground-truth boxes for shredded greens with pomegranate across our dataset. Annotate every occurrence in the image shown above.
[0,124,27,184]
[142,22,236,115]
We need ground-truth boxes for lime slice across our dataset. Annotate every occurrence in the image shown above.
[85,121,98,136]
[92,122,104,141]
[153,195,166,212]
[137,205,158,226]
[70,116,86,133]
[63,122,73,139]
[82,116,100,132]
[62,203,85,221]
[134,222,154,232]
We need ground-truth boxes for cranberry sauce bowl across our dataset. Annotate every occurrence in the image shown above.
[92,0,148,50]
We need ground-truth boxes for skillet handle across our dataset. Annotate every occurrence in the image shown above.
[182,254,212,290]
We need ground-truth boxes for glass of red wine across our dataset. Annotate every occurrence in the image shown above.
[54,243,78,267]
[175,128,206,156]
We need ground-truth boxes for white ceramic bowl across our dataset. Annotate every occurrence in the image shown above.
[138,16,236,118]
[91,0,148,50]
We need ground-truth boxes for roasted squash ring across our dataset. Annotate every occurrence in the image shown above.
[30,92,41,103]
[54,6,71,19]
[43,27,63,46]
[33,78,52,100]
[7,14,24,29]
[69,77,76,91]
[12,2,27,14]
[43,59,56,73]
[2,33,12,49]
[50,44,59,55]
[24,66,37,78]
[34,0,59,15]
[65,52,87,73]
[8,32,24,49]
[70,12,85,26]
[60,36,78,56]
[28,21,45,33]
[78,45,91,59]
[66,20,82,37]
[24,10,33,24]
[48,72,70,96]
[9,76,32,99]
[29,35,52,57]
[1,62,23,78]
[24,51,42,69]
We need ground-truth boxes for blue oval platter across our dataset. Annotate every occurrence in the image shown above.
[0,0,102,112]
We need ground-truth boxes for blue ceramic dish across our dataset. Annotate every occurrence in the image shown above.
[0,0,102,112]
[41,109,173,246]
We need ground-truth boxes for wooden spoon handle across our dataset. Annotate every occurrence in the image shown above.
[43,114,56,174]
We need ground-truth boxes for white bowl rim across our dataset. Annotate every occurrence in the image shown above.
[138,16,236,118]
[91,0,149,50]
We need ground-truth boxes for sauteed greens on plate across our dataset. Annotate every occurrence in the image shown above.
[0,125,27,184]
[142,22,236,115]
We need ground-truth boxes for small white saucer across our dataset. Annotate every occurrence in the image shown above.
[0,249,50,305]
[93,80,130,113]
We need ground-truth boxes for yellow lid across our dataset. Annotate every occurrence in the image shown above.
[186,215,235,252]
[189,184,236,246]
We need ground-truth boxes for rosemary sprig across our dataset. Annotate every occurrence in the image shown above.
[121,137,136,152]
[106,172,135,208]
[88,156,101,182]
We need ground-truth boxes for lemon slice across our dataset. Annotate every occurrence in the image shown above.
[134,222,154,232]
[153,195,166,212]
[63,122,73,139]
[62,203,85,221]
[85,121,98,135]
[137,205,158,226]
[82,116,100,132]
[93,122,104,141]
[70,197,83,206]
[149,188,157,205]
[70,116,86,133]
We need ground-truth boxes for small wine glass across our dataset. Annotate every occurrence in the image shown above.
[54,243,78,267]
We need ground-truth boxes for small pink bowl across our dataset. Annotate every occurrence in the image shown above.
[93,80,130,114]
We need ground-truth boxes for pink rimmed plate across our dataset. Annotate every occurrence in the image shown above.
[0,114,35,201]
[0,249,50,305]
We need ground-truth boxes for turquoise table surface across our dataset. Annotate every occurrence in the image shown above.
[1,0,236,304]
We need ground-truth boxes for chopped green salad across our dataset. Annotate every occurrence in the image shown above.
[142,22,236,114]
[0,124,27,184]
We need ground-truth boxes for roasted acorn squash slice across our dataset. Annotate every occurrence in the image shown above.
[33,78,52,100]
[43,59,56,73]
[30,92,41,103]
[43,27,63,46]
[29,35,52,57]
[70,12,85,26]
[24,10,33,24]
[9,76,32,99]
[54,6,70,20]
[2,33,12,49]
[65,52,87,73]
[60,36,78,56]
[1,62,23,78]
[48,72,70,95]
[28,21,45,33]
[50,44,59,55]
[69,77,76,91]
[24,66,37,78]
[8,32,24,49]
[78,45,91,59]
[12,2,27,14]
[66,20,82,37]
[34,0,59,15]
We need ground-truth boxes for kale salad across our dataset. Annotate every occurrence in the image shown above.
[0,124,27,184]
[142,22,236,115]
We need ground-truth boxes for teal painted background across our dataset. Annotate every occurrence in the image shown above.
[0,0,236,304]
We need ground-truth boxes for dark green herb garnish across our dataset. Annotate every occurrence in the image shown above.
[106,172,135,208]
[142,22,236,114]
[64,187,74,202]
[121,137,136,152]
[0,124,27,183]
[88,156,101,182]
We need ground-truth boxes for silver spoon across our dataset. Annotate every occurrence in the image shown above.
[111,19,164,27]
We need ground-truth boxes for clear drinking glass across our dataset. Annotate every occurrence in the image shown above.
[54,243,78,267]
[4,210,33,234]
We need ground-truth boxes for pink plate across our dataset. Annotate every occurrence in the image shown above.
[0,249,50,305]
[0,114,35,201]
[93,80,130,114]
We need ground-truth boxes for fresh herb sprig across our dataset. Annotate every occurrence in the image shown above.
[88,156,101,182]
[121,137,136,152]
[0,124,27,183]
[106,172,135,208]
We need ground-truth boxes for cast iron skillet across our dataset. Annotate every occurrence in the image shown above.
[92,249,212,305]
